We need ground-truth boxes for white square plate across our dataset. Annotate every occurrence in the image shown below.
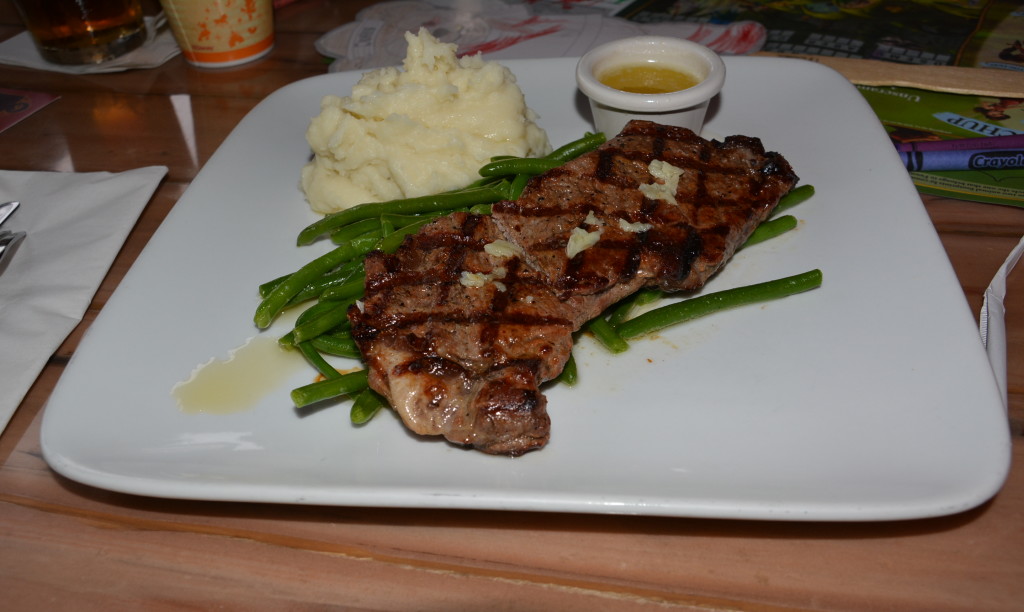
[40,57,1010,520]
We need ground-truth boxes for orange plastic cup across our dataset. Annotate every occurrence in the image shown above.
[159,0,274,68]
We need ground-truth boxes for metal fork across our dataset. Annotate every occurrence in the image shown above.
[0,230,26,273]
[0,201,25,275]
[0,201,17,227]
[0,229,25,270]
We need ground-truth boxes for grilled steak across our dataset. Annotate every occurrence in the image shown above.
[349,120,798,455]
[349,212,576,454]
[492,120,798,297]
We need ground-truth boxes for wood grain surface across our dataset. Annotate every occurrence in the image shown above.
[1,2,1021,610]
[756,52,1024,97]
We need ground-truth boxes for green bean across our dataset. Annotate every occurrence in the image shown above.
[286,262,364,306]
[319,274,365,302]
[477,157,562,178]
[553,352,578,386]
[380,210,449,229]
[498,179,519,201]
[545,132,605,162]
[464,176,508,189]
[296,297,344,324]
[773,184,815,217]
[350,388,387,424]
[475,133,604,182]
[291,369,369,408]
[606,288,664,327]
[605,300,634,328]
[260,258,360,302]
[382,206,480,229]
[616,270,823,340]
[262,259,363,301]
[297,185,507,245]
[277,298,343,346]
[742,215,798,249]
[585,316,629,353]
[277,332,297,348]
[328,217,380,244]
[330,227,383,248]
[255,239,379,328]
[635,289,665,306]
[288,293,347,330]
[377,215,441,253]
[310,333,361,359]
[259,273,290,299]
[298,341,342,380]
[291,299,356,344]
[508,173,530,200]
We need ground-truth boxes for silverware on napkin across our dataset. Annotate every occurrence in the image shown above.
[0,200,18,226]
[0,201,26,275]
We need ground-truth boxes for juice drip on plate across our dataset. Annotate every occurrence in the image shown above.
[173,336,306,414]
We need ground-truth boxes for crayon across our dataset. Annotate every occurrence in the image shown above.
[894,133,1024,153]
[899,148,1024,172]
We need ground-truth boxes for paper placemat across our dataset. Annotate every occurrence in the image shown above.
[0,167,167,433]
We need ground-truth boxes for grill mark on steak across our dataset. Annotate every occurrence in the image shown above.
[349,120,798,455]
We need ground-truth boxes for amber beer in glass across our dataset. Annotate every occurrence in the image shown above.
[12,0,146,65]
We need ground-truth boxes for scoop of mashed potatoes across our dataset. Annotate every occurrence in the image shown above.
[301,29,551,214]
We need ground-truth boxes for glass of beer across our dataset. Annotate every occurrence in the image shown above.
[11,0,147,65]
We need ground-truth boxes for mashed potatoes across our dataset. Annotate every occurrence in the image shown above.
[301,29,551,214]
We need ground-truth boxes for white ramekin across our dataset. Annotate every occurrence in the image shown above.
[576,36,726,138]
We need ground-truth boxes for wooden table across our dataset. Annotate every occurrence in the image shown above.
[1,2,1021,609]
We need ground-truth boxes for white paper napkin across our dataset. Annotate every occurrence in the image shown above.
[0,166,167,433]
[980,234,1024,409]
[0,16,180,74]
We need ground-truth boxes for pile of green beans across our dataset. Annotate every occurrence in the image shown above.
[256,134,820,421]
